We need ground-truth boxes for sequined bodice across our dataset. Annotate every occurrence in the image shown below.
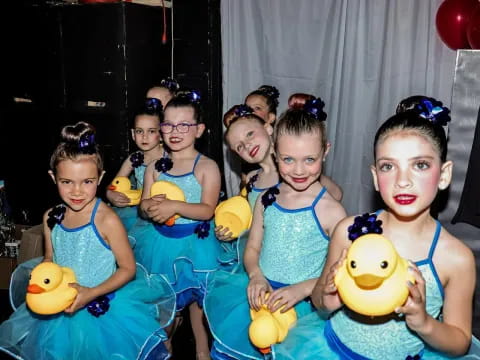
[330,221,444,359]
[134,165,147,189]
[51,199,116,288]
[157,154,202,225]
[259,187,329,284]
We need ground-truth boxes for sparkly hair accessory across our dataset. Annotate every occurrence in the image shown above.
[261,186,280,209]
[181,90,201,104]
[129,151,144,169]
[258,85,280,101]
[245,173,259,194]
[47,204,67,230]
[194,221,211,239]
[86,294,112,317]
[347,213,383,241]
[303,98,327,122]
[160,77,180,92]
[154,156,173,173]
[145,97,163,113]
[78,132,97,154]
[234,104,254,118]
[415,99,450,127]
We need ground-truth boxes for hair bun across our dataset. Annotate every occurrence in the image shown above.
[178,89,202,104]
[303,98,327,121]
[234,104,254,117]
[258,85,280,100]
[415,99,450,127]
[145,97,163,114]
[160,77,180,92]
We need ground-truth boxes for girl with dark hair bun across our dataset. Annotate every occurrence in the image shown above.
[0,121,175,360]
[106,106,164,231]
[273,98,480,359]
[245,85,280,126]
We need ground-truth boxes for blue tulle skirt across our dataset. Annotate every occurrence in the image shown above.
[204,270,315,360]
[129,220,221,310]
[113,205,142,232]
[217,230,248,274]
[0,258,176,360]
[271,310,480,360]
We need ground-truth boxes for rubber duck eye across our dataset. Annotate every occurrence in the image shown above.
[380,261,388,269]
[350,260,356,269]
[44,278,50,284]
[115,180,119,184]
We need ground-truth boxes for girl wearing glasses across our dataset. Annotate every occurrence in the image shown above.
[129,91,222,360]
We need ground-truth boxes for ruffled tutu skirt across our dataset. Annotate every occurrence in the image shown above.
[271,311,480,360]
[204,270,315,360]
[129,220,221,310]
[0,258,177,360]
[217,230,248,274]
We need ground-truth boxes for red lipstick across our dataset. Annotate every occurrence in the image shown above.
[394,194,417,205]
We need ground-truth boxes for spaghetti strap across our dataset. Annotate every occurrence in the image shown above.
[89,198,102,224]
[192,153,202,171]
[311,187,327,208]
[427,220,442,260]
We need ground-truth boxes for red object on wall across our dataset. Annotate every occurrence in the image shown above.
[435,0,478,50]
[79,0,120,4]
[467,4,480,49]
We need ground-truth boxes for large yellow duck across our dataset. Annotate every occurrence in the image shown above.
[214,196,253,239]
[107,176,142,206]
[26,262,78,315]
[334,233,415,317]
[248,294,297,354]
[150,180,185,226]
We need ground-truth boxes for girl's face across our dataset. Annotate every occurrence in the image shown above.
[276,131,328,192]
[162,106,205,152]
[49,158,104,212]
[371,132,452,219]
[147,87,172,107]
[131,114,162,151]
[245,95,275,125]
[226,118,273,163]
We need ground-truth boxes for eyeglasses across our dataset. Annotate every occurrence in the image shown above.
[159,123,198,134]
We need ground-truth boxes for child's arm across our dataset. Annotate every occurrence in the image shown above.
[320,174,343,202]
[311,216,353,313]
[139,162,162,219]
[42,209,54,262]
[244,196,272,310]
[106,157,133,207]
[397,238,475,356]
[65,205,136,313]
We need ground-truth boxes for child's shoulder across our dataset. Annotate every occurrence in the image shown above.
[436,226,475,271]
[94,200,123,227]
[195,154,220,173]
[314,190,347,228]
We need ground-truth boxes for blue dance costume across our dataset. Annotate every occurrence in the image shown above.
[114,152,148,232]
[272,219,480,360]
[129,153,221,310]
[204,186,330,360]
[0,198,176,360]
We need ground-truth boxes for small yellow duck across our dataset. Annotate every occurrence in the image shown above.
[248,294,297,354]
[334,233,415,317]
[26,262,78,315]
[107,176,142,206]
[150,180,185,226]
[214,196,253,239]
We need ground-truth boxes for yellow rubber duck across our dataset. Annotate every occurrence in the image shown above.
[150,180,185,226]
[248,294,297,354]
[214,196,253,239]
[26,262,78,315]
[334,233,415,317]
[107,176,142,206]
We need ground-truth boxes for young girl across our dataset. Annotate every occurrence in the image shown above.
[272,100,480,359]
[0,121,176,360]
[106,105,164,231]
[146,77,180,108]
[245,85,280,126]
[204,98,347,360]
[129,92,222,360]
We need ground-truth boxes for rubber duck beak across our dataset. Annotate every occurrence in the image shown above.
[27,284,45,294]
[259,347,271,354]
[354,274,384,289]
[107,185,116,190]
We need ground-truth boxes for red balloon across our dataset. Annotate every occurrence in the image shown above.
[467,4,480,49]
[435,0,478,50]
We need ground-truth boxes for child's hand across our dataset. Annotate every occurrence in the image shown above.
[247,273,272,311]
[395,263,430,333]
[321,249,347,312]
[266,283,307,313]
[147,197,177,224]
[215,225,235,242]
[64,283,97,314]
[107,190,131,207]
